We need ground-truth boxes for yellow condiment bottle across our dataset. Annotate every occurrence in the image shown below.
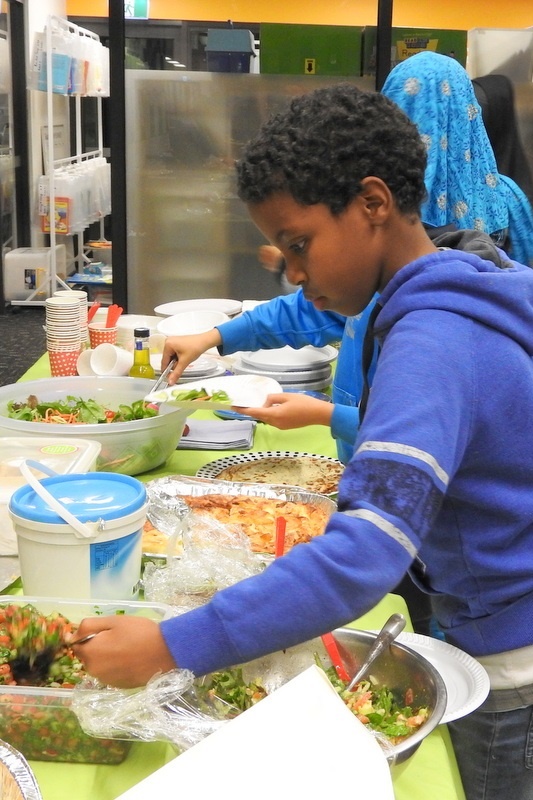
[129,327,155,379]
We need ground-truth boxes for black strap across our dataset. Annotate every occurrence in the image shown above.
[358,302,381,424]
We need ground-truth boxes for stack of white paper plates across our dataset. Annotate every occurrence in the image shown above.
[231,345,337,391]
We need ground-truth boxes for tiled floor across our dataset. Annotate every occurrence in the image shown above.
[0,307,46,386]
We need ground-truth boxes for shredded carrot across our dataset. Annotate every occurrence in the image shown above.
[43,408,80,424]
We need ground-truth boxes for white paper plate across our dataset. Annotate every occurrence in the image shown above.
[154,299,242,317]
[390,632,490,723]
[240,345,338,372]
[156,311,230,337]
[146,374,282,409]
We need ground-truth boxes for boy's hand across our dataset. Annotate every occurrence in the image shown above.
[161,329,223,384]
[236,393,334,430]
[72,616,177,688]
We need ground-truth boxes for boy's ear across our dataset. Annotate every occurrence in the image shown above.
[357,176,392,222]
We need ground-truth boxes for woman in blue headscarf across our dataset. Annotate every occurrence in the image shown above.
[381,51,533,266]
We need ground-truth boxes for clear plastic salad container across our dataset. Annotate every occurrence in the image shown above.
[0,596,173,764]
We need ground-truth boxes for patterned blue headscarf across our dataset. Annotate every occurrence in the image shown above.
[382,52,509,234]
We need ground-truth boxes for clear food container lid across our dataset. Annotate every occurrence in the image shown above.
[0,437,101,504]
[9,473,146,524]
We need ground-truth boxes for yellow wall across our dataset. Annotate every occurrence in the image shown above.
[66,0,533,32]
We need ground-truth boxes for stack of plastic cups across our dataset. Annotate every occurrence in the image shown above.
[54,289,90,349]
[45,296,82,377]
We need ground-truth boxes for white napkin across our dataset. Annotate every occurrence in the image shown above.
[115,665,395,800]
[177,418,256,450]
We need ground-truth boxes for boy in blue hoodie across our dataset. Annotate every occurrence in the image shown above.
[75,85,533,799]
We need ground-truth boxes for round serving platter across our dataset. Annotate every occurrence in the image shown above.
[196,450,344,496]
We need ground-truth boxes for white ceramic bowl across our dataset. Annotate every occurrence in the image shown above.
[0,377,188,476]
[116,315,163,348]
[156,310,229,337]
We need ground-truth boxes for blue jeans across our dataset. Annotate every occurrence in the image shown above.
[448,705,533,799]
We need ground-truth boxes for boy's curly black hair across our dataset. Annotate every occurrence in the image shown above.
[236,83,427,216]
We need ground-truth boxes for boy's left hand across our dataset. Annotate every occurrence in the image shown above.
[235,392,334,430]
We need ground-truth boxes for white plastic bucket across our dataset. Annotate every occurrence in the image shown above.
[8,463,147,600]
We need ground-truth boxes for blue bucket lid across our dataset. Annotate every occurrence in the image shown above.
[9,472,147,525]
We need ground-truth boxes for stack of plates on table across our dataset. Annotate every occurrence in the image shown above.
[231,345,337,391]
[150,354,227,381]
[177,355,228,383]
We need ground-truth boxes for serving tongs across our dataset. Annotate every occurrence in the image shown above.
[273,518,354,681]
[150,357,178,395]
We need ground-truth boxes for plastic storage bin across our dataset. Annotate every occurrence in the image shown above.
[4,246,67,301]
[0,437,101,556]
[0,595,173,763]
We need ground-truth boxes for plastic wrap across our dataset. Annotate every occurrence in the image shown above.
[72,670,228,751]
[142,511,265,612]
[71,643,398,763]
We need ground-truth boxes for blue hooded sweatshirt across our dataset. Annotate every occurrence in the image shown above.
[161,247,533,674]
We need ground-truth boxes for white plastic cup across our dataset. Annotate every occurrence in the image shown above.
[76,348,96,376]
[90,343,133,376]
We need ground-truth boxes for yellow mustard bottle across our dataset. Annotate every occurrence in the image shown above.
[129,327,155,379]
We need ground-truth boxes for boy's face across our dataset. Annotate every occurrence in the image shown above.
[247,191,384,317]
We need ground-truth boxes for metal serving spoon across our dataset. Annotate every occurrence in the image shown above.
[346,613,406,691]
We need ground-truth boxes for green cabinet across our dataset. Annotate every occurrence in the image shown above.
[260,23,363,76]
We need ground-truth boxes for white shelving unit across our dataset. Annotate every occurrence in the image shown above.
[11,15,109,308]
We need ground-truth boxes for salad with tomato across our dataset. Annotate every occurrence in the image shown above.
[6,394,159,425]
[0,603,129,764]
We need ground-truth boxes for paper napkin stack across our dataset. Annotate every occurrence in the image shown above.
[177,418,256,450]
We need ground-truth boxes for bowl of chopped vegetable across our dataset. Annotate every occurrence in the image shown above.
[0,376,190,476]
[326,627,447,765]
[0,595,173,764]
[199,626,448,768]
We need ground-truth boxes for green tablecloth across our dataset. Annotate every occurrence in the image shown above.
[18,355,465,800]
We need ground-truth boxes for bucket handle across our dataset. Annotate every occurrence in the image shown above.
[19,460,101,540]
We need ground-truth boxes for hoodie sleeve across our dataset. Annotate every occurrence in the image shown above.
[330,404,360,445]
[216,290,346,354]
[158,303,476,676]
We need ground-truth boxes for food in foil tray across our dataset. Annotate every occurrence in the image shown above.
[142,476,337,556]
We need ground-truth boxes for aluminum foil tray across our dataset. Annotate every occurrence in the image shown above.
[142,474,337,560]
[0,739,42,800]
